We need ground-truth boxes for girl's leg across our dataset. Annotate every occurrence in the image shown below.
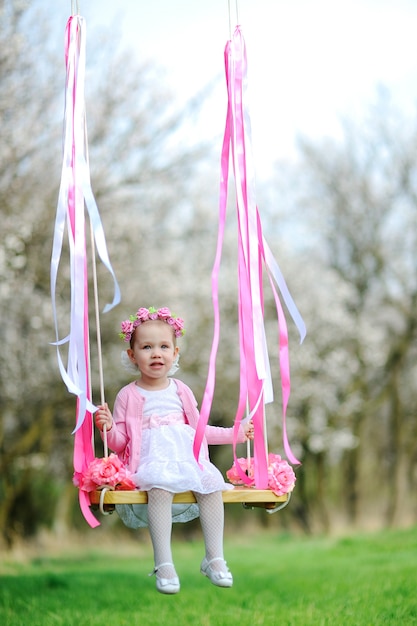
[195,491,232,584]
[147,488,176,580]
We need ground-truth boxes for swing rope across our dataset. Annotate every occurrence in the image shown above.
[89,217,108,459]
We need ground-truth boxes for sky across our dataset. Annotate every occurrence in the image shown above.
[62,0,417,171]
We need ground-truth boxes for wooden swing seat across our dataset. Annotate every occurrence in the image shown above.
[89,487,288,513]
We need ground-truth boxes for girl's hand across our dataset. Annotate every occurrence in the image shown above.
[244,420,254,440]
[95,403,113,432]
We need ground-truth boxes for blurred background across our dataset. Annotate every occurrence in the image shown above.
[2,0,417,549]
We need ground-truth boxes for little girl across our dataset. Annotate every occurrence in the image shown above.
[95,306,253,595]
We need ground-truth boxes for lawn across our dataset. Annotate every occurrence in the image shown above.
[1,526,417,625]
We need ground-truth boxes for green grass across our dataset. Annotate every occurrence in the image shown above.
[1,526,417,625]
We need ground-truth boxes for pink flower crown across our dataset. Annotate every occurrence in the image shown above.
[119,306,186,342]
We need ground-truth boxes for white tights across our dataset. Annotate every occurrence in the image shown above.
[147,488,227,579]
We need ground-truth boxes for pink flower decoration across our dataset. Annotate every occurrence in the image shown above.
[120,320,134,335]
[226,453,296,496]
[226,457,254,485]
[267,452,283,465]
[174,317,185,336]
[157,307,171,320]
[136,308,150,322]
[267,460,296,496]
[74,454,136,492]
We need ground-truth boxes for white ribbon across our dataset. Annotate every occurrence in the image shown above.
[51,16,120,434]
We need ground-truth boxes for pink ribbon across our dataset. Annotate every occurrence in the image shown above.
[194,27,305,481]
[51,16,120,527]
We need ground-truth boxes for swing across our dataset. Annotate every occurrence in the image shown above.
[53,4,305,529]
[89,488,290,516]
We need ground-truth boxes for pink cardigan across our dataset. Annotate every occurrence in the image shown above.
[105,379,246,474]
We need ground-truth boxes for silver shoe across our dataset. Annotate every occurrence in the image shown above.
[150,562,180,594]
[200,557,233,588]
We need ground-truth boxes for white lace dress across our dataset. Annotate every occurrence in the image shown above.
[116,380,232,528]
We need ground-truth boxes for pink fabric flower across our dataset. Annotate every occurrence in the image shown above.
[267,452,283,465]
[226,453,296,495]
[120,320,134,335]
[136,307,150,322]
[267,457,296,496]
[226,457,254,485]
[157,307,171,320]
[74,454,136,492]
[173,317,185,336]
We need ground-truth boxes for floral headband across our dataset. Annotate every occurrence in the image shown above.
[119,306,185,342]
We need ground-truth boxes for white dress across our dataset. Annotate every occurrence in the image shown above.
[116,380,233,528]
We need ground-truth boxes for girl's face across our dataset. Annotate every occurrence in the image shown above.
[127,320,179,388]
